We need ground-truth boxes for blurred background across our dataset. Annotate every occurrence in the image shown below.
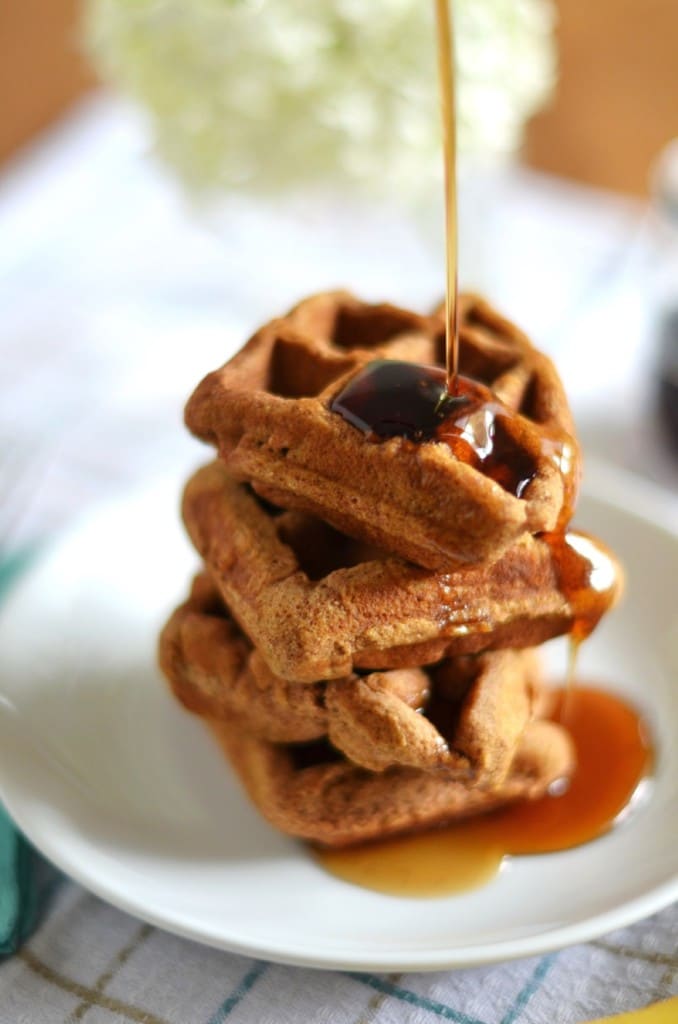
[4,0,677,195]
[1,0,677,559]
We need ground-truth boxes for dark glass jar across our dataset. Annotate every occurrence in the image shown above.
[652,141,678,453]
[658,311,678,452]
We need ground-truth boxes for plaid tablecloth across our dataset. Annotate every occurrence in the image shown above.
[1,878,676,1024]
[0,97,676,1022]
[1,872,678,1024]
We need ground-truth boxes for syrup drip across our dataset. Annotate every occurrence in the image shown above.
[546,530,620,645]
[434,0,459,390]
[331,360,542,498]
[546,529,621,705]
[562,636,581,718]
[541,432,581,530]
[317,685,652,898]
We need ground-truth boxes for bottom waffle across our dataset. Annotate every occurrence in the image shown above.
[159,574,553,787]
[209,717,574,847]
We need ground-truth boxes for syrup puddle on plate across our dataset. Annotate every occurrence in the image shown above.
[316,685,652,898]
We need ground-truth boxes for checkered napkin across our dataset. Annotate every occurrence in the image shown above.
[0,879,675,1023]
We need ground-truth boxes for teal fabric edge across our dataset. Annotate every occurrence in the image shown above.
[0,547,36,602]
[0,546,62,958]
[0,809,62,957]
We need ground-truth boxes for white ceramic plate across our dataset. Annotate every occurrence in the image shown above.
[0,463,676,972]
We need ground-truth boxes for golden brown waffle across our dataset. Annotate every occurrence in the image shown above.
[185,292,579,570]
[159,573,546,784]
[181,462,622,682]
[209,716,574,847]
[160,574,326,744]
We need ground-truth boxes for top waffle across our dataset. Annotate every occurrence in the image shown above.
[185,291,580,570]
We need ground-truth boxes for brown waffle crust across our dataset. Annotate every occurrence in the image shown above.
[181,462,622,682]
[184,291,579,571]
[208,715,574,848]
[159,573,548,785]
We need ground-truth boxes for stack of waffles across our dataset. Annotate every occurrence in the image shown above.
[159,293,622,847]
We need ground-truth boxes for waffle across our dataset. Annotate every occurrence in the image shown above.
[185,291,579,570]
[159,573,326,744]
[209,715,574,847]
[181,461,622,682]
[159,573,546,784]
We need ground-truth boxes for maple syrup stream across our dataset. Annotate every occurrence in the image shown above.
[434,0,459,391]
[331,0,574,505]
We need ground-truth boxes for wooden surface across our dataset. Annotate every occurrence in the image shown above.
[0,0,95,165]
[524,0,678,195]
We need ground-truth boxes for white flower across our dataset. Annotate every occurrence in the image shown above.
[84,0,556,200]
